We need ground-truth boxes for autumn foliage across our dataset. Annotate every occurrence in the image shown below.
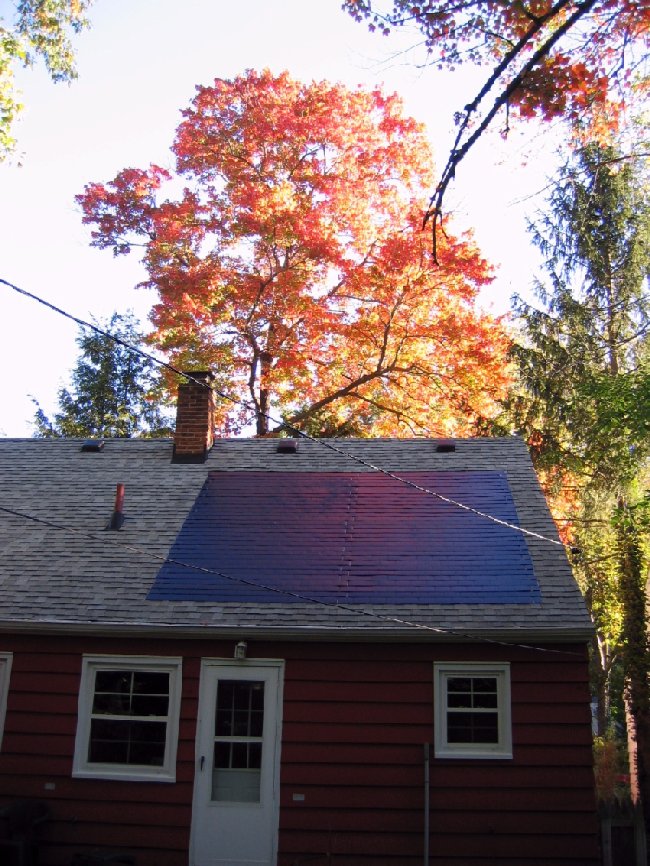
[344,0,648,133]
[77,70,510,436]
[345,1,648,242]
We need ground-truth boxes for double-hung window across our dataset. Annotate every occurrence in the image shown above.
[434,662,512,759]
[73,655,182,782]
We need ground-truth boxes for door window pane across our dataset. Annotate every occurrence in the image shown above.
[212,680,264,802]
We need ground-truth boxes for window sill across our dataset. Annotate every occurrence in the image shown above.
[434,748,513,760]
[72,766,176,783]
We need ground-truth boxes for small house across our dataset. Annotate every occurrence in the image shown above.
[0,374,600,865]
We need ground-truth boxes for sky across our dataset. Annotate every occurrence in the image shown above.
[0,0,562,437]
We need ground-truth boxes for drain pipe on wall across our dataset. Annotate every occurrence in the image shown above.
[424,743,430,866]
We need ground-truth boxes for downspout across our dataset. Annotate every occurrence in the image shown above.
[424,743,430,866]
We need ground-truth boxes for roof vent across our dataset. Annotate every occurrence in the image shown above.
[435,441,456,453]
[276,439,298,454]
[106,483,125,531]
[81,439,104,452]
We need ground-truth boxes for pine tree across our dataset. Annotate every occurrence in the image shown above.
[33,312,173,438]
[502,142,650,826]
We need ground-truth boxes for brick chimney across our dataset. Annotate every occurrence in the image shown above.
[172,371,215,463]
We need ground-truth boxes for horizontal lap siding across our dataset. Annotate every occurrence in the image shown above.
[278,644,599,866]
[0,636,599,866]
[0,634,204,866]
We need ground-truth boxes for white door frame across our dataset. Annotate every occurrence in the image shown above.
[190,658,284,866]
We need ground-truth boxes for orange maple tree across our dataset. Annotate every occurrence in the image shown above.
[344,1,649,243]
[77,69,510,436]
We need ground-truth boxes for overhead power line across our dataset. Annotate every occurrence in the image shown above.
[0,503,583,658]
[1,276,571,553]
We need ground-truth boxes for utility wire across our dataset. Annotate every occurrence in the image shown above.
[0,504,584,658]
[1,276,571,553]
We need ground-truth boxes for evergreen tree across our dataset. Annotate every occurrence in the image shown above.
[501,142,650,824]
[33,312,173,438]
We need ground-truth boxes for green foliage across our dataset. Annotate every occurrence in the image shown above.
[0,1,93,158]
[614,497,650,701]
[506,143,650,490]
[32,312,173,439]
[501,140,650,804]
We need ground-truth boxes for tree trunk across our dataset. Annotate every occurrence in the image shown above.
[590,631,610,737]
[617,501,650,836]
[256,349,273,437]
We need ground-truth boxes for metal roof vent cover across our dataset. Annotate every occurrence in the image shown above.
[81,439,105,452]
[276,439,299,454]
[435,442,456,453]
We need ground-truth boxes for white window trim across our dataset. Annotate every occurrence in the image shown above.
[0,653,13,749]
[73,655,182,782]
[434,662,512,759]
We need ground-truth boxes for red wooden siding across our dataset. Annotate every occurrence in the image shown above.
[0,634,599,865]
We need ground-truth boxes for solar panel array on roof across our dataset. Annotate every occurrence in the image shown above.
[147,470,540,605]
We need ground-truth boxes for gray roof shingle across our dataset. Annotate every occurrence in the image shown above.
[0,436,592,641]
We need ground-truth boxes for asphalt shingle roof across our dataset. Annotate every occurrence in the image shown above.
[0,436,592,640]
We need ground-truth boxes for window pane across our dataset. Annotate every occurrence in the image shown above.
[127,721,167,765]
[93,670,132,714]
[95,670,132,693]
[447,676,498,709]
[473,678,497,693]
[131,694,169,716]
[249,709,264,737]
[92,691,131,714]
[447,677,472,693]
[250,683,264,711]
[89,719,130,763]
[92,670,170,717]
[249,742,262,769]
[233,683,252,711]
[215,680,264,735]
[133,671,169,694]
[89,719,167,765]
[448,692,473,708]
[473,692,498,709]
[448,711,499,744]
[232,709,251,736]
[215,708,232,736]
[214,741,231,768]
[231,742,249,768]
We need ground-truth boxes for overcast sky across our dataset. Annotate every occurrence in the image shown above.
[0,0,560,436]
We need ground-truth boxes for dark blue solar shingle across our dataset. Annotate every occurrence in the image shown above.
[147,471,540,604]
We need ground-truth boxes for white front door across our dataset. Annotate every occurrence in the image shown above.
[190,660,283,866]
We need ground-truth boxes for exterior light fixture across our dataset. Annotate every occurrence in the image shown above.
[234,641,247,660]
